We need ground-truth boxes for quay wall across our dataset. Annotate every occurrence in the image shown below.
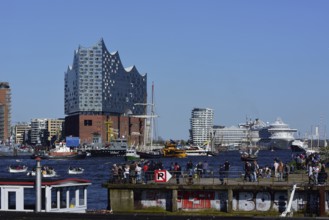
[103,183,329,216]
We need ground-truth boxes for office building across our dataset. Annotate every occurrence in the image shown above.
[14,123,31,144]
[64,39,147,144]
[190,108,214,145]
[0,82,11,143]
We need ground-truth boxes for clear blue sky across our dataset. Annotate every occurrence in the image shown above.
[1,0,329,140]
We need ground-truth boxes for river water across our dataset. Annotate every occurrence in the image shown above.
[0,150,294,210]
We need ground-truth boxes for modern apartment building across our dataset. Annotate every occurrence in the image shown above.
[190,108,214,145]
[64,39,147,144]
[0,82,11,143]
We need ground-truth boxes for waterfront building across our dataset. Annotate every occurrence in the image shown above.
[190,108,214,146]
[47,118,64,142]
[0,82,11,144]
[30,119,47,145]
[64,39,147,144]
[14,122,31,144]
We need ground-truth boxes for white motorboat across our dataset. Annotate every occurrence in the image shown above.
[27,167,57,177]
[9,165,28,173]
[68,167,84,174]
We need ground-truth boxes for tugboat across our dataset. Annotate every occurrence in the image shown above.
[31,142,86,160]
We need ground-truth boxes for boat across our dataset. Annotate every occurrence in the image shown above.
[290,139,309,152]
[162,141,187,158]
[183,141,217,156]
[0,144,34,157]
[240,150,258,161]
[124,148,141,161]
[137,149,163,159]
[27,167,57,177]
[8,165,28,173]
[267,118,297,150]
[134,82,163,159]
[86,138,128,157]
[31,142,87,159]
[68,167,84,174]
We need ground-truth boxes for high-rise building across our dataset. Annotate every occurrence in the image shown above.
[30,119,47,145]
[0,82,11,143]
[190,108,214,145]
[64,39,147,144]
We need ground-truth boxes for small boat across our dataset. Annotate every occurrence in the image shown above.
[125,149,141,161]
[162,141,187,158]
[27,166,57,177]
[240,147,259,161]
[9,165,28,173]
[68,167,84,174]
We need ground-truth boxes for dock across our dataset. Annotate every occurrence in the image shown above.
[102,170,329,217]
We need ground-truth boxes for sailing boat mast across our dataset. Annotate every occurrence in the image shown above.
[150,82,155,150]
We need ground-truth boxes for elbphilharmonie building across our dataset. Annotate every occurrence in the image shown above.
[64,39,147,144]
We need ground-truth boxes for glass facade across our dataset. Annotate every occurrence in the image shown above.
[190,108,214,145]
[65,39,147,116]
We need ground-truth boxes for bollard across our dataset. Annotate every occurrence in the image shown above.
[35,157,42,212]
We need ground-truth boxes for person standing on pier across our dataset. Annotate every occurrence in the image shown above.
[278,161,284,181]
[219,164,225,184]
[224,160,230,178]
[273,159,279,178]
[186,160,194,177]
[174,162,181,184]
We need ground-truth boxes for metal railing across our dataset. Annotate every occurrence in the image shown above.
[109,170,327,186]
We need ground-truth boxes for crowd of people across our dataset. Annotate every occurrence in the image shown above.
[109,152,328,185]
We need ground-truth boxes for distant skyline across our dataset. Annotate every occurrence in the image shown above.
[1,1,329,140]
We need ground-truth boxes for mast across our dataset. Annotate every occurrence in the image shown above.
[150,82,154,150]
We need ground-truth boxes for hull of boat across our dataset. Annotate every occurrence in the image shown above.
[9,166,28,173]
[68,168,84,175]
[87,149,126,157]
[125,155,140,161]
[270,139,294,150]
[137,151,163,159]
[241,156,257,161]
[31,151,87,160]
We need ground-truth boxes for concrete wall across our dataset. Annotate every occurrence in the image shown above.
[106,185,329,216]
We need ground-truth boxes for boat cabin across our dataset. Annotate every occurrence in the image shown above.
[0,178,91,213]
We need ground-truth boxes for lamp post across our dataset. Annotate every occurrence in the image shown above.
[35,157,42,212]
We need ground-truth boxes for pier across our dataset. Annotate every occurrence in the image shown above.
[103,170,329,217]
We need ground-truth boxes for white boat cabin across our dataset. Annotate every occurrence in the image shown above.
[0,178,91,213]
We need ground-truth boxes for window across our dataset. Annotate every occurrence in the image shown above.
[84,120,92,126]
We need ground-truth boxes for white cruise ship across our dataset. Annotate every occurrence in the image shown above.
[267,118,297,150]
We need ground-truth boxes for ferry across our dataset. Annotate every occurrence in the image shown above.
[162,141,187,158]
[86,138,128,157]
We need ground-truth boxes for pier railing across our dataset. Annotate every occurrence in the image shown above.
[109,170,326,186]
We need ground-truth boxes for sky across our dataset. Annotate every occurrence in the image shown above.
[1,0,329,141]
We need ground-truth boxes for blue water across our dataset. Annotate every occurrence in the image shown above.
[0,150,294,210]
